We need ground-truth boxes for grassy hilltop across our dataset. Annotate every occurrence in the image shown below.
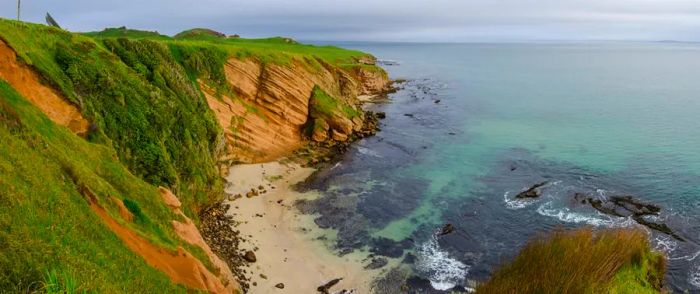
[0,18,380,292]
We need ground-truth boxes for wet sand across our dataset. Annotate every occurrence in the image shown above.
[223,160,396,293]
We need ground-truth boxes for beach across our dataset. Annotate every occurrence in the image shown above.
[223,160,397,293]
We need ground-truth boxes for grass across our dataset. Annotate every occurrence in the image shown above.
[0,80,210,292]
[87,26,375,66]
[0,19,381,215]
[0,19,223,215]
[476,228,666,294]
[309,86,359,119]
[82,27,170,40]
[0,18,385,292]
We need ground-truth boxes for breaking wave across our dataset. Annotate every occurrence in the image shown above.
[690,264,700,288]
[535,201,635,228]
[415,233,469,291]
[503,191,537,209]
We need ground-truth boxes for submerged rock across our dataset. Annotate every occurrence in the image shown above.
[275,283,285,289]
[515,181,549,198]
[364,257,389,270]
[437,223,455,236]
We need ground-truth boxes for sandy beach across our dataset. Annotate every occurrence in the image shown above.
[223,160,397,293]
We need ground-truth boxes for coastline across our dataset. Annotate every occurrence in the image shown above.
[223,160,399,293]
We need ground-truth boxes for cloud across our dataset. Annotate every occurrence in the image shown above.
[1,0,699,41]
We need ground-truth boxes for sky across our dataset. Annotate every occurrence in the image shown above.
[2,0,700,42]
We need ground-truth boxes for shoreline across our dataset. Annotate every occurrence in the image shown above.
[223,160,399,293]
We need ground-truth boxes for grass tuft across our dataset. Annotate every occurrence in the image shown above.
[476,228,665,294]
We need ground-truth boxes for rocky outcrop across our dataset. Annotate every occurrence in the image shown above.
[201,56,389,164]
[575,193,685,241]
[515,181,549,198]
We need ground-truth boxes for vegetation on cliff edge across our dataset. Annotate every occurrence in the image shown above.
[0,80,213,292]
[477,228,665,294]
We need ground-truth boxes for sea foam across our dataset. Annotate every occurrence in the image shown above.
[415,233,469,291]
[690,263,700,288]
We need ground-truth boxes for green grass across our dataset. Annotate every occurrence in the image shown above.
[86,25,374,66]
[476,228,665,294]
[0,80,212,292]
[309,86,359,119]
[82,27,170,40]
[0,18,386,292]
[0,19,223,215]
[0,19,382,215]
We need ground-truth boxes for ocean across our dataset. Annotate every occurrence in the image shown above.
[303,42,700,292]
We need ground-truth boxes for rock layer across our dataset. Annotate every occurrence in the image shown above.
[202,57,389,164]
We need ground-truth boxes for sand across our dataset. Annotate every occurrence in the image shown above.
[224,160,396,293]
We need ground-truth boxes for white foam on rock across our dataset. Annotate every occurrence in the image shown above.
[415,234,469,291]
[535,201,636,228]
[503,191,537,209]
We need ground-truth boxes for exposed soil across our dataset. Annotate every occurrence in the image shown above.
[85,187,233,293]
[0,40,88,135]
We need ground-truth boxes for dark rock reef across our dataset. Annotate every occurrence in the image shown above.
[576,193,684,241]
[515,181,549,198]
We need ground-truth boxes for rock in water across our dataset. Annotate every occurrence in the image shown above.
[515,181,549,198]
[437,223,455,236]
[243,250,257,263]
[364,257,389,270]
[317,278,343,293]
[578,193,684,241]
[275,283,285,289]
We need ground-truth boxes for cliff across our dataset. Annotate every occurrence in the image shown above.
[0,19,388,293]
[204,55,388,163]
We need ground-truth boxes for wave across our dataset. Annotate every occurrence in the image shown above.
[535,201,636,228]
[653,235,679,256]
[356,146,382,158]
[503,191,538,209]
[415,233,469,291]
[690,263,700,289]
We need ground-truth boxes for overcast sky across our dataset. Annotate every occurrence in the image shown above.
[2,0,700,42]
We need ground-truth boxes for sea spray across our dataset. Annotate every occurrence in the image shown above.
[415,233,469,291]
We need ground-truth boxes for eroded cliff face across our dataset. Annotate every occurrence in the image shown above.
[0,40,88,135]
[202,56,389,164]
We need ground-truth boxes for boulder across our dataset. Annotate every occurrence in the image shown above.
[332,129,348,142]
[311,118,330,142]
[351,116,364,132]
[243,250,257,263]
[329,116,353,135]
[275,283,285,289]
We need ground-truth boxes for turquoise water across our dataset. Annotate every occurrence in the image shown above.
[303,42,700,292]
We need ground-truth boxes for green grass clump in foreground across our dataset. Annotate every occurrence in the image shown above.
[476,228,665,294]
